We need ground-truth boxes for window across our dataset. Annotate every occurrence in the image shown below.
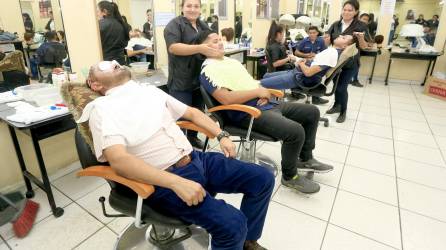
[270,0,280,19]
[297,0,305,15]
[257,0,269,18]
[218,0,227,19]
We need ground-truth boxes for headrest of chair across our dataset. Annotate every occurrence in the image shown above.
[60,82,100,150]
[325,44,358,79]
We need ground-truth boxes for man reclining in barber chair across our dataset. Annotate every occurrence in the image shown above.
[260,35,354,91]
[78,60,274,250]
[197,30,333,195]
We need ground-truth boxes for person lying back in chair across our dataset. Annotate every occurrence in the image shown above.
[78,60,274,250]
[260,34,354,90]
[198,30,333,195]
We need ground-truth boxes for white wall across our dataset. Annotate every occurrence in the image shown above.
[130,0,152,31]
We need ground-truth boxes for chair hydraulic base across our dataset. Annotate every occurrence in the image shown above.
[114,221,209,250]
[237,140,279,177]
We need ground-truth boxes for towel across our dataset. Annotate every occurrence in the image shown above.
[0,91,23,104]
[201,57,260,91]
[6,105,69,124]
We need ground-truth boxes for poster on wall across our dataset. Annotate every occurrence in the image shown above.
[155,12,176,26]
[39,0,52,18]
[380,0,396,15]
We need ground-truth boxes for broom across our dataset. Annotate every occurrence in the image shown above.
[0,192,39,238]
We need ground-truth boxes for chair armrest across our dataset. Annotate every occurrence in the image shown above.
[176,121,215,139]
[268,89,284,98]
[77,166,154,199]
[208,104,261,119]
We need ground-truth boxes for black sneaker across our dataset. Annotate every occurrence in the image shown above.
[281,175,320,194]
[326,105,341,114]
[312,96,329,105]
[336,112,346,123]
[297,158,334,173]
[188,137,205,150]
[351,80,364,88]
[290,91,306,99]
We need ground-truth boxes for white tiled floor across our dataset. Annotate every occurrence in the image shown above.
[2,79,446,250]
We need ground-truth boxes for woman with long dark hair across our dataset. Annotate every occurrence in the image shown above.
[163,0,221,149]
[324,0,368,123]
[22,13,33,32]
[266,20,295,72]
[97,1,129,65]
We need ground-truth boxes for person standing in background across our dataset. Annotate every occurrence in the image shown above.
[415,14,428,26]
[210,15,219,33]
[427,14,439,30]
[45,11,55,32]
[97,1,129,65]
[235,16,242,43]
[143,9,153,40]
[368,13,377,38]
[22,13,33,32]
[324,0,368,123]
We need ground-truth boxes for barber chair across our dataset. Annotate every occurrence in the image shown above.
[200,86,283,176]
[75,121,213,249]
[293,57,353,127]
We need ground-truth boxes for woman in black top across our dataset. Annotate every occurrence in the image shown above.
[266,21,294,72]
[97,1,129,65]
[22,13,33,32]
[164,0,222,149]
[324,0,368,123]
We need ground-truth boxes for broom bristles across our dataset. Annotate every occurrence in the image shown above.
[12,200,39,238]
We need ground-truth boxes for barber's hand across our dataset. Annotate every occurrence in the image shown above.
[257,98,269,106]
[257,87,272,100]
[353,32,365,39]
[200,44,224,58]
[219,137,236,158]
[323,34,331,45]
[171,178,206,206]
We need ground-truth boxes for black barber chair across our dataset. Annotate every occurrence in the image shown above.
[200,86,283,176]
[75,121,212,249]
[292,57,353,127]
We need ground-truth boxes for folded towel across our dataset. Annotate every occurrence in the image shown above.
[0,91,23,104]
[7,106,69,124]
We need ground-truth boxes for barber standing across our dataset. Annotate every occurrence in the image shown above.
[164,0,223,149]
[324,0,368,123]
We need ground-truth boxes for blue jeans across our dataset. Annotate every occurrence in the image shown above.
[145,151,274,250]
[260,69,301,89]
[351,62,359,82]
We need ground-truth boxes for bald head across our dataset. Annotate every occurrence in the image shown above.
[88,61,131,95]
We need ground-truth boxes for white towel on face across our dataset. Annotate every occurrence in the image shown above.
[0,91,23,104]
[6,106,69,124]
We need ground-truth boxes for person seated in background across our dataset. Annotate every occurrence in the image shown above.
[261,35,353,93]
[427,15,439,30]
[349,13,374,88]
[198,30,334,194]
[23,31,44,49]
[415,14,428,26]
[57,30,66,45]
[294,26,328,104]
[80,60,274,250]
[36,31,67,65]
[221,27,235,44]
[423,25,436,46]
[125,29,153,62]
[30,31,67,79]
[266,21,295,72]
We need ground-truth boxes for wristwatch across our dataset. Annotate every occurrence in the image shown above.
[217,130,231,141]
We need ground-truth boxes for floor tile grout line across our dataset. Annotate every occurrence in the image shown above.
[399,207,446,225]
[411,85,446,166]
[390,84,405,250]
[346,163,446,192]
[327,223,401,250]
[0,235,11,250]
[70,225,107,250]
[318,84,365,250]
